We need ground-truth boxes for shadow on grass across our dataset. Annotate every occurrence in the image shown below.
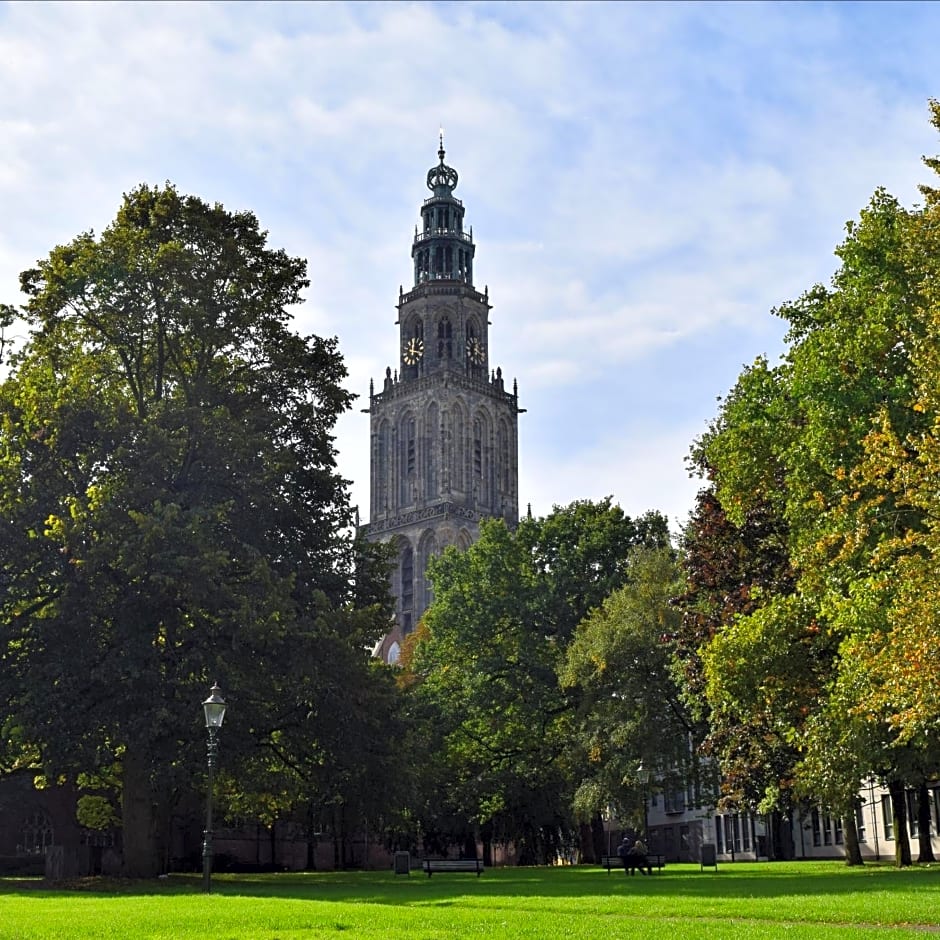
[1,861,937,906]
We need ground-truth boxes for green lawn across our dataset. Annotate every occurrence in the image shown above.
[1,861,938,939]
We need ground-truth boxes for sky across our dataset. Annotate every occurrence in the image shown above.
[1,1,938,534]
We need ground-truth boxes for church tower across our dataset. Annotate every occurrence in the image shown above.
[363,139,522,664]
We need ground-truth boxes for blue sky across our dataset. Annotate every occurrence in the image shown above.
[1,1,938,532]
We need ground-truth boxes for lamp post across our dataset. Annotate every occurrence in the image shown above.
[202,683,227,893]
[637,764,651,843]
[604,802,615,858]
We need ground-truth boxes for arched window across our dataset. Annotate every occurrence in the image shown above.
[497,418,511,496]
[419,531,438,613]
[437,317,453,359]
[400,545,414,635]
[473,410,492,506]
[451,402,466,494]
[425,402,439,499]
[399,415,417,505]
[375,420,390,513]
[20,809,54,856]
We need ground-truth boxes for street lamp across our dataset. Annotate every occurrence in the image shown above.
[202,683,227,893]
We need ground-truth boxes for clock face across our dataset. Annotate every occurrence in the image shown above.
[403,337,424,365]
[466,337,485,365]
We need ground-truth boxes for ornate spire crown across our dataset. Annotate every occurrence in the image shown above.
[427,130,458,196]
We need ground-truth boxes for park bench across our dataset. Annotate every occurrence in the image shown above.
[421,857,484,877]
[601,853,665,874]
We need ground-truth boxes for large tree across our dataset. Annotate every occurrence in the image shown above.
[673,487,802,857]
[684,107,940,865]
[560,547,698,843]
[409,519,568,864]
[406,501,670,863]
[0,184,390,875]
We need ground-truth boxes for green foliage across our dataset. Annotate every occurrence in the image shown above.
[680,107,940,841]
[0,184,393,874]
[521,498,671,642]
[405,501,676,860]
[561,547,698,823]
[76,794,120,831]
[413,519,567,856]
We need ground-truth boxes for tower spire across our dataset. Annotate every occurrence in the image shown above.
[413,137,473,286]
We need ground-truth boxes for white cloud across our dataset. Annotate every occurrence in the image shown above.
[2,0,939,532]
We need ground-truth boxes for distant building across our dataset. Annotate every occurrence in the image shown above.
[633,773,940,864]
[360,139,522,664]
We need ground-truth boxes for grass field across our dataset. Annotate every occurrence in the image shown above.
[1,861,939,939]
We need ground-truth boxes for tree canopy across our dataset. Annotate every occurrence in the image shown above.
[0,184,392,875]
[677,102,940,865]
[405,501,674,863]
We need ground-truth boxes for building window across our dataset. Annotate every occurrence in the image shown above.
[664,788,686,814]
[438,317,453,359]
[906,791,919,838]
[811,808,821,847]
[376,422,390,511]
[834,816,844,845]
[420,534,437,613]
[823,812,833,846]
[425,403,438,498]
[400,417,416,505]
[20,810,54,856]
[855,804,867,843]
[881,796,894,841]
[741,815,751,852]
[473,417,483,478]
[720,815,742,854]
[715,816,723,855]
[498,421,511,496]
[401,547,414,629]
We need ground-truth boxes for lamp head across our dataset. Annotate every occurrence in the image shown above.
[203,683,227,729]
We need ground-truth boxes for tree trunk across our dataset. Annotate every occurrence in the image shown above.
[842,811,863,866]
[888,779,912,867]
[771,811,794,860]
[332,805,341,870]
[917,783,935,863]
[481,821,494,867]
[306,803,317,870]
[590,814,606,862]
[577,821,594,863]
[462,831,478,859]
[121,748,160,877]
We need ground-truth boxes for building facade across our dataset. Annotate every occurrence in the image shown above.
[635,776,940,864]
[361,141,522,664]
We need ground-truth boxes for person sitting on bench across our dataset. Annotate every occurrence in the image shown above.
[620,836,649,875]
